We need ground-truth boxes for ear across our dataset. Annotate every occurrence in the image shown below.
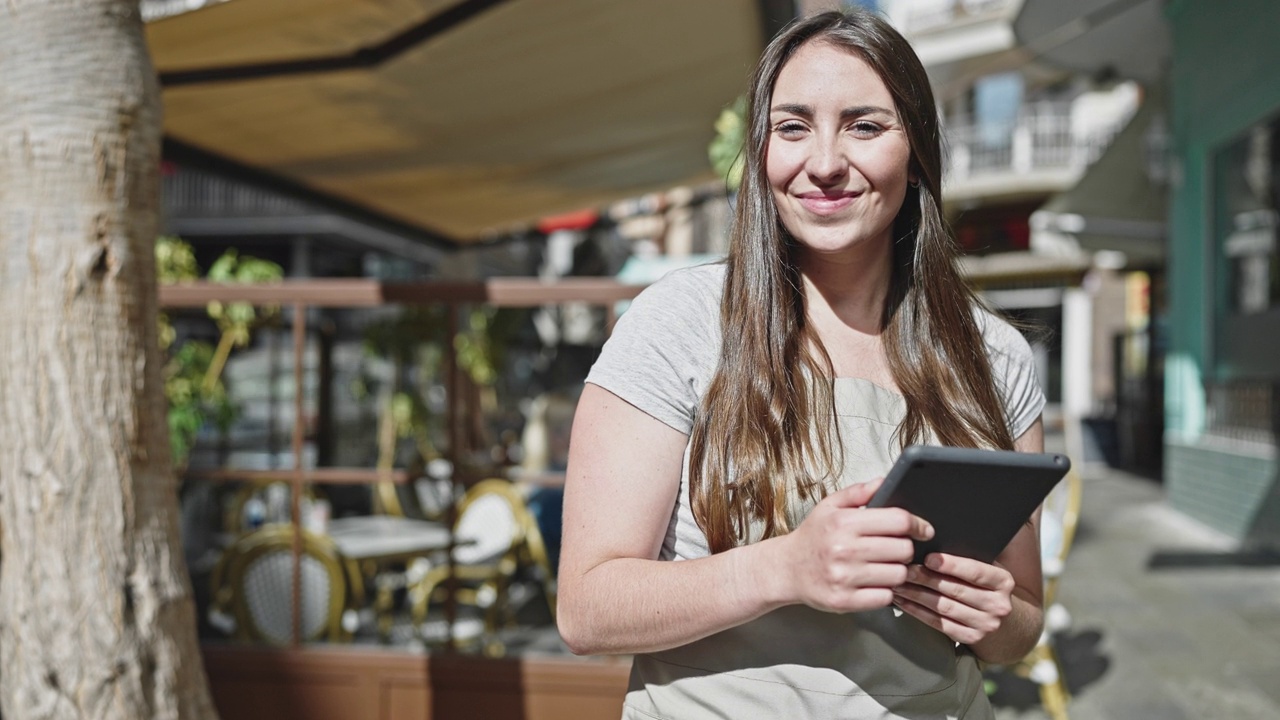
[907,163,921,188]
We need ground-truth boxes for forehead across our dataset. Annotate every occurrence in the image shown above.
[771,40,896,112]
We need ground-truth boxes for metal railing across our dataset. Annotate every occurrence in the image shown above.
[943,100,1132,184]
[163,167,316,219]
[1206,380,1276,446]
[899,0,1018,35]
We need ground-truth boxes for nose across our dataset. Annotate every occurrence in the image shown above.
[805,134,847,185]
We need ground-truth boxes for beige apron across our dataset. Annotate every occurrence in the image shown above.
[622,380,993,720]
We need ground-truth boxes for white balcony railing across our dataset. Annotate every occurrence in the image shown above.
[943,99,1134,193]
[898,0,1019,35]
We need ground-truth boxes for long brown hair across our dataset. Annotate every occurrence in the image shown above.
[688,9,1015,554]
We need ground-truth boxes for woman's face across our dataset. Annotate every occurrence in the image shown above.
[765,40,912,262]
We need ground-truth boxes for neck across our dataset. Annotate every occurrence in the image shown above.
[797,238,892,334]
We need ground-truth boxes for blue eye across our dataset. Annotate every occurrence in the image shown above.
[774,121,807,136]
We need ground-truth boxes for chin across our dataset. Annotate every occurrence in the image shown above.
[793,229,887,257]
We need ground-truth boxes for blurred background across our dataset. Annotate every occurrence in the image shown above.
[130,0,1280,718]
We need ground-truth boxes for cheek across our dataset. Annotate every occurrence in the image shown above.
[764,144,799,192]
[867,148,912,191]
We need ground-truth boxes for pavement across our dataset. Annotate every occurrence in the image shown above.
[990,438,1280,720]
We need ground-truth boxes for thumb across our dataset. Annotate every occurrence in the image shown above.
[823,478,884,509]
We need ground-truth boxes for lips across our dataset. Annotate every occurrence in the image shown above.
[795,190,860,215]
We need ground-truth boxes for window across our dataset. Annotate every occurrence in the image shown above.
[1218,117,1280,313]
[1214,111,1280,378]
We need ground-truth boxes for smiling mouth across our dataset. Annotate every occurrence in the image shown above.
[796,191,860,215]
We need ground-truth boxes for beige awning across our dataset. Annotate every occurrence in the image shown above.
[146,0,769,245]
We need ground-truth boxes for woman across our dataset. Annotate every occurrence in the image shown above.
[558,9,1046,719]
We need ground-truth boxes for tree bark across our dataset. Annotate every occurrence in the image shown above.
[0,1,219,718]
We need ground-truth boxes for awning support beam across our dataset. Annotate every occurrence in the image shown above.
[163,136,460,251]
[158,0,516,87]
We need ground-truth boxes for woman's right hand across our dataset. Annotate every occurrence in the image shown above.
[778,479,934,613]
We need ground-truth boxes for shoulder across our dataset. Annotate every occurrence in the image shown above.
[628,262,725,313]
[585,261,725,435]
[972,304,1046,438]
[614,262,725,344]
[973,304,1034,362]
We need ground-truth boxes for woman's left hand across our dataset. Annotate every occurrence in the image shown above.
[891,553,1016,646]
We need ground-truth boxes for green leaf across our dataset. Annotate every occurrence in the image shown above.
[709,95,747,191]
[156,236,200,284]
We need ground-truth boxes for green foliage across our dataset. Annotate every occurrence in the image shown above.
[709,95,747,191]
[157,237,283,468]
[164,340,228,464]
[205,249,283,351]
[156,235,200,283]
[360,304,525,467]
[454,307,522,387]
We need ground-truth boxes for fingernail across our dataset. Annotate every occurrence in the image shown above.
[925,555,941,570]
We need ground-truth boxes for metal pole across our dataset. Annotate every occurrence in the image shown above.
[444,302,460,651]
[291,301,307,647]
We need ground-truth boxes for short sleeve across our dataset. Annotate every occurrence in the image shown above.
[585,265,724,435]
[978,310,1047,440]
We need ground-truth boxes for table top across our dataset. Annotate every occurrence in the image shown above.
[327,515,464,562]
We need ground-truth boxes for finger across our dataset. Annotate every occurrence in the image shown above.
[892,595,987,646]
[849,561,912,589]
[922,553,1014,592]
[846,507,934,541]
[900,565,1012,619]
[849,536,917,565]
[893,582,986,627]
[823,478,884,508]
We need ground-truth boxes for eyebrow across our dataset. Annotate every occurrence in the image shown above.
[770,103,896,120]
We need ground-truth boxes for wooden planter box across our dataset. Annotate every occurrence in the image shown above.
[202,644,631,720]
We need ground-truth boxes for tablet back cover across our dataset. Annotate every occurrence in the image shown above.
[869,446,1070,564]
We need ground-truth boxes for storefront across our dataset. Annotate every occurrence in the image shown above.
[1164,0,1280,545]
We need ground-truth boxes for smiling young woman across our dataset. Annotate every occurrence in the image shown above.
[765,41,913,263]
[558,9,1047,720]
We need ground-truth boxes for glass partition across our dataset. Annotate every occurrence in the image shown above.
[167,280,639,654]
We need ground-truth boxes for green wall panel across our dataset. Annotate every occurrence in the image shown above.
[1166,440,1278,541]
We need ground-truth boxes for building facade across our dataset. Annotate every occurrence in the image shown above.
[1164,0,1280,545]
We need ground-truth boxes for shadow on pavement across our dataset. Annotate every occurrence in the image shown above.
[984,628,1111,712]
[1147,548,1280,569]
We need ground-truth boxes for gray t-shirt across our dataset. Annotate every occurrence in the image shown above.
[588,262,1044,555]
[590,262,1042,439]
[585,262,1046,720]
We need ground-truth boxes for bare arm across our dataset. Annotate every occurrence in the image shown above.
[891,417,1047,664]
[556,383,934,656]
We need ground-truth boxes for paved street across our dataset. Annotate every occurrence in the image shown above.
[992,446,1280,720]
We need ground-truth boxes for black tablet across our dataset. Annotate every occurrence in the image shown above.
[866,445,1071,564]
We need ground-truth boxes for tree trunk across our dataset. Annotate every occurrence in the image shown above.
[0,1,219,718]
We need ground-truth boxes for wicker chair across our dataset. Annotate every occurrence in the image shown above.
[1011,468,1083,720]
[407,479,556,654]
[208,525,365,645]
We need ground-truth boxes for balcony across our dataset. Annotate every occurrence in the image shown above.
[161,167,442,265]
[889,0,1022,75]
[942,98,1134,206]
[164,166,316,220]
[897,0,1021,36]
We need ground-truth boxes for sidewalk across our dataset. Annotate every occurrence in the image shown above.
[992,452,1280,720]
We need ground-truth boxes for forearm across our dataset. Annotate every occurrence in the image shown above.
[968,585,1044,665]
[558,537,790,655]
